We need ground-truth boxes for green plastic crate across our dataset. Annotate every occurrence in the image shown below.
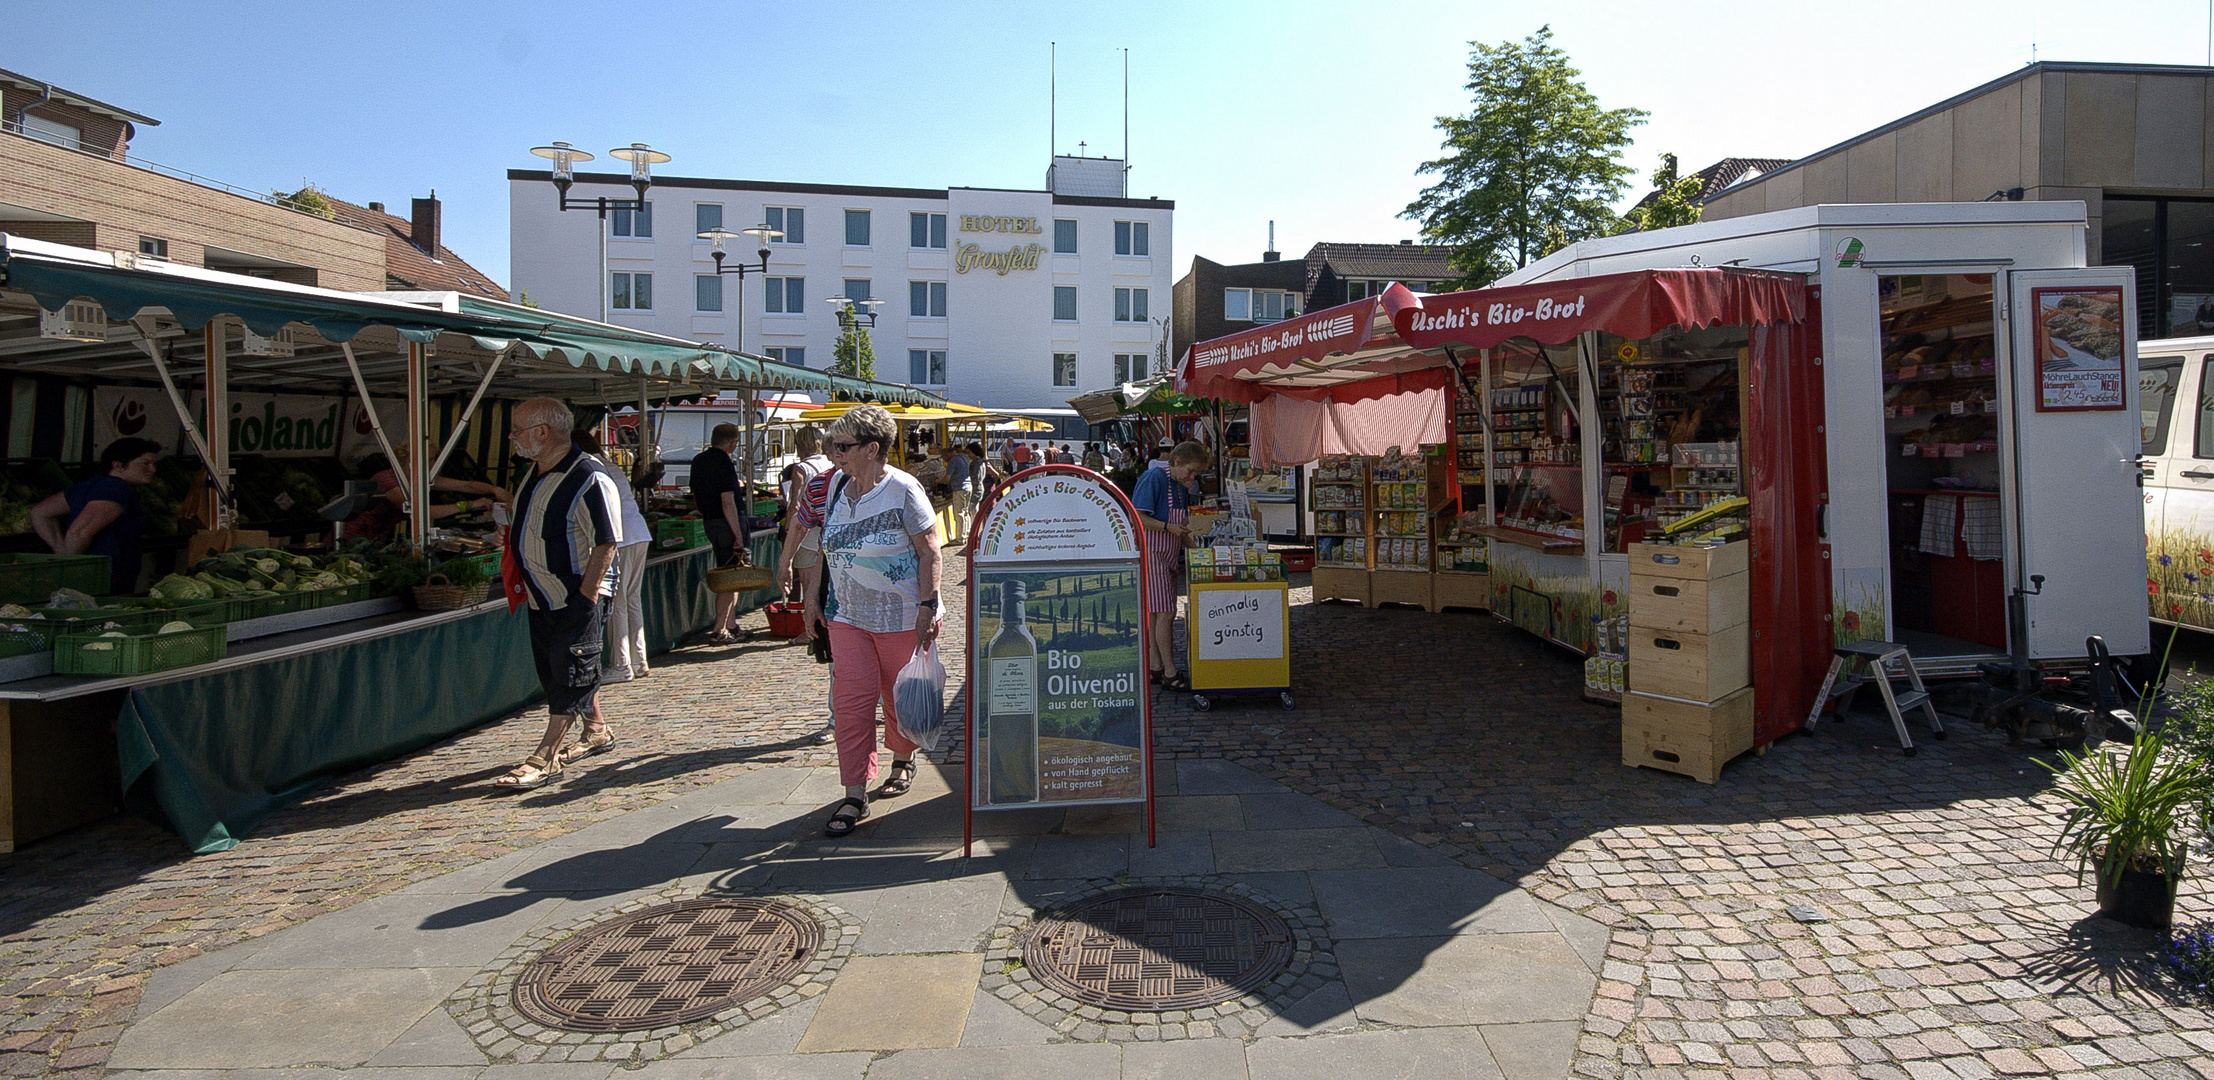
[467,550,503,580]
[0,606,158,658]
[0,624,47,659]
[31,605,167,633]
[114,596,245,624]
[54,622,227,676]
[292,581,372,611]
[0,553,112,605]
[227,592,287,620]
[653,517,706,551]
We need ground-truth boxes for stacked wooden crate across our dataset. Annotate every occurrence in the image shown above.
[1622,541,1754,784]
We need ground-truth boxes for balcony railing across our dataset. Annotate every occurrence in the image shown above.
[2,119,351,223]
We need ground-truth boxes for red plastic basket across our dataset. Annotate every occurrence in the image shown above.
[764,601,807,638]
[1282,548,1317,573]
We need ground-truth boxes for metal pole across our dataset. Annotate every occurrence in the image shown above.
[428,347,507,484]
[340,342,410,511]
[202,319,230,528]
[127,320,229,506]
[405,341,429,551]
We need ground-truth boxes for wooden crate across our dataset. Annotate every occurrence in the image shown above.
[1629,540,1748,582]
[1622,687,1755,784]
[1368,569,1432,610]
[1433,571,1491,612]
[1627,571,1748,634]
[1310,565,1370,605]
[1627,622,1750,702]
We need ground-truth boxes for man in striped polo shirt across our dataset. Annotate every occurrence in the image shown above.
[495,397,626,789]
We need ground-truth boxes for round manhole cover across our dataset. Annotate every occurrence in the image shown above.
[1022,887,1293,1011]
[513,898,821,1032]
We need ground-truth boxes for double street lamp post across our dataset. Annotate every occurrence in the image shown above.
[528,140,670,322]
[697,225,783,355]
[826,294,884,382]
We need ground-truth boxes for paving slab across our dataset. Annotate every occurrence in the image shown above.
[1126,829,1214,876]
[679,996,823,1058]
[1371,830,1459,868]
[1013,832,1133,880]
[793,953,982,1053]
[628,1053,872,1080]
[135,942,264,1019]
[1176,758,1278,794]
[110,967,474,1069]
[1251,981,1360,1038]
[363,1007,490,1067]
[853,876,1008,954]
[1239,790,1366,830]
[1337,932,1595,1027]
[1247,1026,1506,1080]
[1479,1020,1583,1080]
[1220,871,1316,908]
[1308,866,1554,939]
[1059,804,1145,834]
[1153,794,1243,832]
[1538,901,1612,975]
[1121,1037,1251,1079]
[956,987,1057,1047]
[862,1042,1123,1080]
[476,1066,618,1080]
[234,891,564,971]
[1209,827,1384,873]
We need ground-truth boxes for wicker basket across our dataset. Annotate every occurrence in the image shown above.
[706,554,774,594]
[411,574,489,611]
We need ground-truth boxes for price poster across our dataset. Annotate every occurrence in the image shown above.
[2032,286,2127,412]
[967,466,1153,843]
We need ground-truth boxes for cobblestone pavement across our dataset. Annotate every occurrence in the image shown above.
[4,570,2214,1078]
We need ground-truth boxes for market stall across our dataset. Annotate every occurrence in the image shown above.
[1181,202,2146,782]
[0,234,867,850]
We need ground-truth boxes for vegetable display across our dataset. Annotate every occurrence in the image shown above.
[149,546,372,601]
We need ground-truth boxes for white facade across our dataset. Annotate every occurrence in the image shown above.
[509,163,1174,410]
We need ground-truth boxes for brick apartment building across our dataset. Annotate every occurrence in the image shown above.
[1172,240,1455,363]
[0,68,501,297]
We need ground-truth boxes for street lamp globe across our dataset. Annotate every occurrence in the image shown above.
[607,142,671,200]
[528,141,594,196]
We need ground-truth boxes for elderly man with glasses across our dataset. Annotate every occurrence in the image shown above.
[495,397,627,789]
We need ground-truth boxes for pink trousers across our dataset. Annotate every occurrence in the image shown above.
[827,620,921,787]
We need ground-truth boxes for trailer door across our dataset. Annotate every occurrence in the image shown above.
[2005,267,2150,658]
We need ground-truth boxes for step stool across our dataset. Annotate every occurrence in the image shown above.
[1805,640,1947,755]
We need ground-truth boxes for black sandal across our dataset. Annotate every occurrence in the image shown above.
[1160,672,1190,692]
[877,759,917,798]
[824,796,869,837]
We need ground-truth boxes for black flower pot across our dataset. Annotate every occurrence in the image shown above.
[2096,855,2180,929]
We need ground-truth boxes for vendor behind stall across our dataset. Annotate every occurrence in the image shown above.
[31,437,160,594]
[344,449,511,540]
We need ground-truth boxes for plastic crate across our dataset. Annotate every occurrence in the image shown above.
[54,622,227,676]
[468,550,503,580]
[292,581,371,611]
[114,596,246,624]
[31,605,167,633]
[0,625,48,659]
[0,553,112,605]
[228,592,287,620]
[653,517,706,551]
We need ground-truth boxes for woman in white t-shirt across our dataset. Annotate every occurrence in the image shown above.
[803,405,942,837]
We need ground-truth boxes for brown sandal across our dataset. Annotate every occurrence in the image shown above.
[558,725,616,765]
[494,754,562,790]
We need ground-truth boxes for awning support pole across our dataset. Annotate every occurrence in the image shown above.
[428,347,507,489]
[340,341,412,513]
[128,317,231,509]
[202,319,231,528]
[405,341,429,551]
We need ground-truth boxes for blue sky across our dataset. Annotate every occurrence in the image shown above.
[9,0,2214,293]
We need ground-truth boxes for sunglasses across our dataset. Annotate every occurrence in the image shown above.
[831,440,865,453]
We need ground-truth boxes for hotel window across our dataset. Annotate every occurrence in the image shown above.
[611,201,653,238]
[1053,352,1078,387]
[765,206,804,244]
[695,202,723,235]
[1114,220,1150,256]
[137,236,167,259]
[1114,353,1145,383]
[766,276,805,314]
[845,209,871,247]
[1054,218,1078,254]
[766,346,806,367]
[843,279,872,305]
[694,274,723,312]
[910,349,947,385]
[1114,287,1149,323]
[910,211,947,249]
[910,280,947,317]
[610,272,653,310]
[1053,286,1078,322]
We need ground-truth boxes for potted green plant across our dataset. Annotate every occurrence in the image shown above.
[2043,728,2206,928]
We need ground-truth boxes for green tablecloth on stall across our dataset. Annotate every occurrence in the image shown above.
[116,537,779,853]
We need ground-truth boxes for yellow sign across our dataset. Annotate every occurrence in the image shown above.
[1616,341,1639,362]
[961,215,1043,234]
[956,242,1044,276]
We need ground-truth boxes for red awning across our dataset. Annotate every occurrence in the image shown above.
[1391,266,1806,351]
[1179,285,1437,404]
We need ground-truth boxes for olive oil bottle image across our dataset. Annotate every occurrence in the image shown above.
[985,579,1039,804]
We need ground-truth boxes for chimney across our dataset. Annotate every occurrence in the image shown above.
[1262,219,1279,262]
[411,194,441,255]
[367,201,384,214]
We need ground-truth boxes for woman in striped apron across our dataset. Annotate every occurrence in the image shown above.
[1131,441,1210,692]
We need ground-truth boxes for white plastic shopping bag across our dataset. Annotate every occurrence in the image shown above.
[893,643,949,752]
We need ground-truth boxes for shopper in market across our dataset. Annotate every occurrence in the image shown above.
[1081,442,1107,471]
[691,422,750,644]
[495,398,626,790]
[942,439,974,545]
[780,426,832,514]
[31,436,161,595]
[800,404,940,837]
[574,430,652,684]
[1132,440,1208,692]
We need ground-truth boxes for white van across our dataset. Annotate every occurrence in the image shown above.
[2140,335,2214,634]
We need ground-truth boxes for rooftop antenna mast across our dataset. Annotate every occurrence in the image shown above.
[1050,42,1057,161]
[1122,47,1131,195]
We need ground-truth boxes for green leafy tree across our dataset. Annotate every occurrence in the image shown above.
[1617,153,1704,234]
[1403,26,1646,287]
[831,306,877,380]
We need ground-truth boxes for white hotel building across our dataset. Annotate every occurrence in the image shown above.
[508,156,1174,410]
